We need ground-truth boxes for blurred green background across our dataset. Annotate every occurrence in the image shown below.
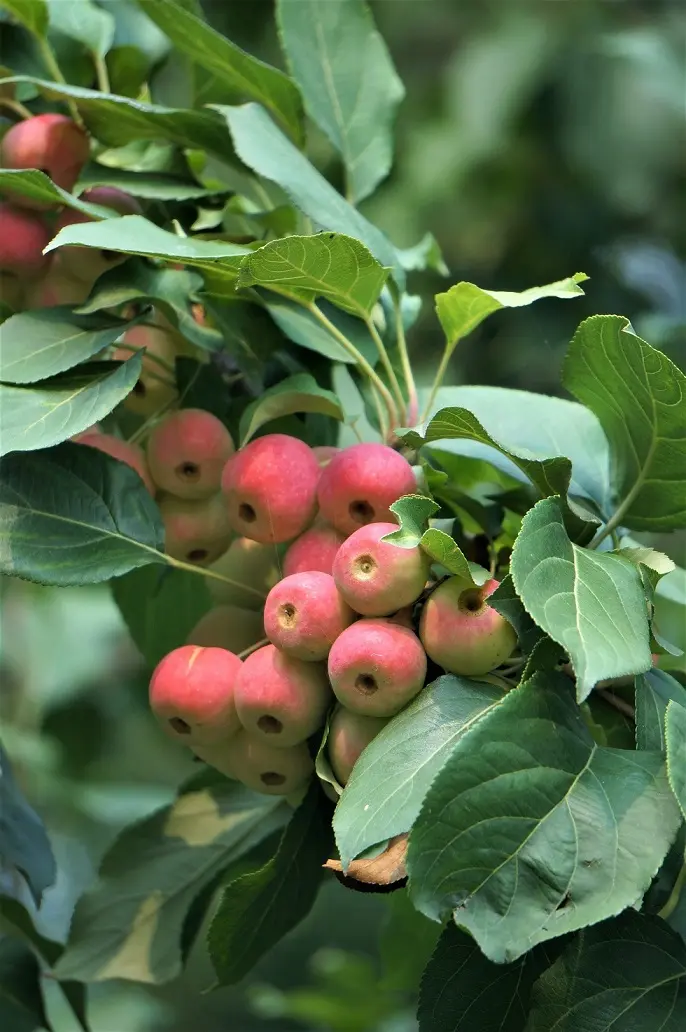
[1,1,685,1030]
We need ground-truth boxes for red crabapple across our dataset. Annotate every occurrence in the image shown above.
[77,432,155,494]
[332,522,430,617]
[159,493,232,566]
[283,523,346,577]
[221,434,319,544]
[195,731,313,795]
[263,572,355,661]
[53,187,142,283]
[0,203,50,278]
[186,604,264,655]
[317,442,417,535]
[419,576,517,676]
[149,644,242,745]
[234,643,331,747]
[207,536,284,611]
[327,619,426,717]
[327,705,388,785]
[0,114,89,206]
[147,408,234,500]
[113,323,178,416]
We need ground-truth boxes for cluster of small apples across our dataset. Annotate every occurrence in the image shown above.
[147,437,519,798]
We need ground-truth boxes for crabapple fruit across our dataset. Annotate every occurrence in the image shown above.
[234,643,331,747]
[186,605,264,655]
[207,536,284,611]
[195,731,313,795]
[149,644,242,745]
[221,434,319,544]
[53,187,142,283]
[332,522,430,617]
[263,572,355,661]
[0,203,50,278]
[327,619,426,717]
[317,442,417,535]
[327,705,388,786]
[147,408,234,500]
[113,323,178,416]
[0,114,89,205]
[283,523,346,577]
[419,576,517,676]
[77,432,154,494]
[24,254,92,309]
[159,493,232,566]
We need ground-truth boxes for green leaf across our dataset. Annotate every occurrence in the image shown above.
[397,232,449,276]
[488,574,544,655]
[78,164,216,200]
[527,911,686,1031]
[0,307,137,384]
[111,565,210,669]
[379,890,440,994]
[0,937,50,1032]
[0,0,47,36]
[54,775,288,984]
[276,0,403,202]
[0,356,143,455]
[564,315,686,532]
[47,0,114,58]
[239,373,344,445]
[384,494,490,584]
[0,743,55,905]
[333,675,503,867]
[407,672,681,964]
[666,700,686,819]
[260,295,376,367]
[418,923,558,1032]
[215,103,404,286]
[138,0,303,143]
[207,784,333,985]
[0,442,165,586]
[238,233,390,318]
[636,669,686,752]
[655,565,686,660]
[510,497,652,701]
[0,168,125,215]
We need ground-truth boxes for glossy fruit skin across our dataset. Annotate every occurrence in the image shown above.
[113,323,178,416]
[234,643,331,747]
[263,572,355,661]
[283,523,346,577]
[327,705,388,786]
[0,203,50,277]
[159,492,232,566]
[332,521,430,617]
[195,731,313,796]
[147,408,235,500]
[149,645,243,746]
[328,619,426,717]
[186,605,264,655]
[419,576,517,676]
[207,537,283,612]
[317,442,417,535]
[0,114,89,206]
[54,187,142,283]
[77,432,154,494]
[222,434,320,544]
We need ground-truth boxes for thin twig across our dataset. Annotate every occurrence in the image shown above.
[0,96,33,120]
[94,53,110,95]
[421,346,452,423]
[238,637,269,660]
[596,688,635,720]
[37,38,84,128]
[364,315,406,424]
[166,555,267,601]
[393,296,419,425]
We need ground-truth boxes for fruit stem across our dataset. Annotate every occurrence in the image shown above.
[165,555,268,600]
[37,38,84,128]
[238,637,269,659]
[393,296,419,425]
[364,315,407,424]
[94,53,111,95]
[127,395,177,445]
[0,97,33,120]
[421,346,452,424]
[112,342,176,376]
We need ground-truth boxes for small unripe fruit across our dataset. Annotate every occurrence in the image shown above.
[0,114,89,206]
[147,408,234,500]
[207,536,283,611]
[328,619,426,717]
[283,523,346,577]
[24,253,92,309]
[195,731,313,795]
[234,643,331,747]
[221,434,319,544]
[419,576,517,676]
[317,442,417,535]
[149,644,242,745]
[0,203,50,277]
[54,187,142,283]
[264,572,355,661]
[113,323,178,416]
[186,605,264,655]
[159,493,232,566]
[333,522,430,617]
[327,706,388,785]
[77,432,154,494]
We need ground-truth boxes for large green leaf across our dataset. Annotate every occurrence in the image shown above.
[276,0,403,202]
[407,672,681,964]
[261,295,377,366]
[527,911,686,1031]
[0,356,143,455]
[0,0,47,36]
[54,775,288,984]
[0,937,50,1032]
[207,784,333,985]
[78,164,216,200]
[238,233,389,318]
[0,442,165,585]
[635,668,686,751]
[0,308,136,384]
[0,743,55,905]
[334,676,503,867]
[666,700,686,819]
[564,315,686,532]
[0,169,121,216]
[510,497,652,700]
[138,0,302,142]
[384,494,489,585]
[239,373,344,445]
[215,103,403,286]
[47,0,114,58]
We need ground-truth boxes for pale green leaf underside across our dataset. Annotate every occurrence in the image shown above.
[666,700,686,819]
[239,373,344,445]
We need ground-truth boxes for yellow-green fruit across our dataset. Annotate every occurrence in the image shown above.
[113,323,178,416]
[195,730,313,796]
[327,705,388,785]
[207,536,284,611]
[186,605,264,655]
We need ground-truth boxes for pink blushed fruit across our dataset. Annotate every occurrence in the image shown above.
[77,432,154,494]
[0,203,50,278]
[221,434,319,544]
[327,706,388,786]
[113,323,178,416]
[283,523,346,577]
[0,114,89,206]
[317,442,417,535]
[186,605,264,655]
[195,731,313,795]
[147,408,235,500]
[264,572,355,661]
[159,493,232,566]
[54,187,142,283]
[328,619,426,717]
[234,643,331,747]
[419,576,517,676]
[332,522,430,617]
[149,644,242,745]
